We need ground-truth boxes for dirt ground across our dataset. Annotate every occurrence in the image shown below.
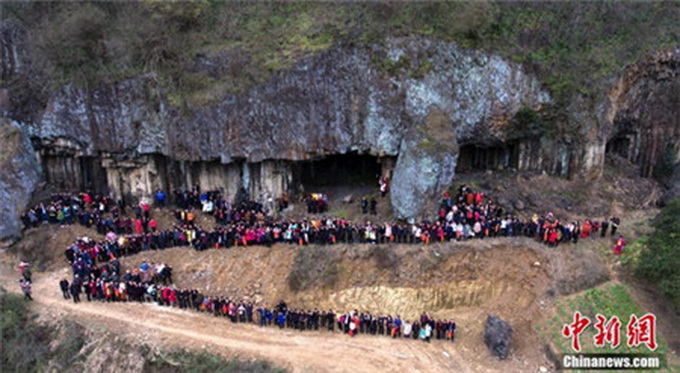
[2,167,677,372]
[1,232,628,373]
[0,257,510,373]
[5,233,676,373]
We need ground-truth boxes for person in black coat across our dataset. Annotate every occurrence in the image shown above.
[70,280,82,303]
[59,278,70,299]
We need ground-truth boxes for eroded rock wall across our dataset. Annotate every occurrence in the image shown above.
[0,121,42,243]
[97,155,290,206]
[2,14,678,234]
[606,49,680,199]
[24,39,550,164]
[3,32,556,219]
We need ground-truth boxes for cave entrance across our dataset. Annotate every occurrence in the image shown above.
[41,154,108,192]
[295,152,382,188]
[79,156,109,193]
[606,135,633,160]
[456,142,519,172]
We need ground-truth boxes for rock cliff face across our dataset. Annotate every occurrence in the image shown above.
[2,15,679,231]
[27,39,550,162]
[391,109,458,220]
[0,121,42,243]
[2,33,553,218]
[606,48,680,199]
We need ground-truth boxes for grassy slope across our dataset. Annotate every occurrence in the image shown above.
[537,199,680,371]
[539,283,677,370]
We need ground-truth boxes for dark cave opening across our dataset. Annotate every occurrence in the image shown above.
[456,142,519,172]
[41,154,108,192]
[606,135,633,160]
[295,152,382,187]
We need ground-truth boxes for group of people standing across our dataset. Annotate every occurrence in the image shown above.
[258,302,455,342]
[20,192,115,229]
[59,252,174,304]
[21,180,626,318]
[437,185,623,249]
[59,250,456,343]
[20,192,163,240]
[41,182,624,275]
[22,183,622,253]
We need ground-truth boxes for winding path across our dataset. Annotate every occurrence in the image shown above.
[1,266,476,373]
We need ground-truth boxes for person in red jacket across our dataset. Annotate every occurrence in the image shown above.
[474,192,484,206]
[614,235,626,255]
[168,288,177,306]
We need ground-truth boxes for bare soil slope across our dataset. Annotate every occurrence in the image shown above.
[2,168,674,372]
[1,233,617,372]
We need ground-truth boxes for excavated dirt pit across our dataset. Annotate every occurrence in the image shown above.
[117,242,551,316]
[117,239,604,314]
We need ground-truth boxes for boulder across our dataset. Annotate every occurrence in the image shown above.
[484,315,513,360]
[341,194,354,204]
[391,109,458,220]
[0,121,42,244]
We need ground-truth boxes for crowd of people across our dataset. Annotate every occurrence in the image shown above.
[58,248,456,342]
[19,192,161,237]
[435,185,623,247]
[23,183,622,274]
[24,185,623,252]
[18,180,625,346]
[58,257,173,304]
[257,302,456,342]
[20,192,115,228]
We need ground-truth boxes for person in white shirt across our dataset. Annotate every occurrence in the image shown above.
[402,320,412,338]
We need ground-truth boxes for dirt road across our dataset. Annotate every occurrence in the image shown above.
[1,267,490,373]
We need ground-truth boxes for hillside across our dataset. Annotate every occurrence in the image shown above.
[1,196,679,371]
[2,2,677,105]
[1,2,680,372]
[2,171,680,372]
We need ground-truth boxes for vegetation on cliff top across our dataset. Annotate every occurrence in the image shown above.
[2,1,678,107]
[146,349,286,373]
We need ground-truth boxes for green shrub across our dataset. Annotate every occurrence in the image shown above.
[636,197,680,307]
[1,289,51,372]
